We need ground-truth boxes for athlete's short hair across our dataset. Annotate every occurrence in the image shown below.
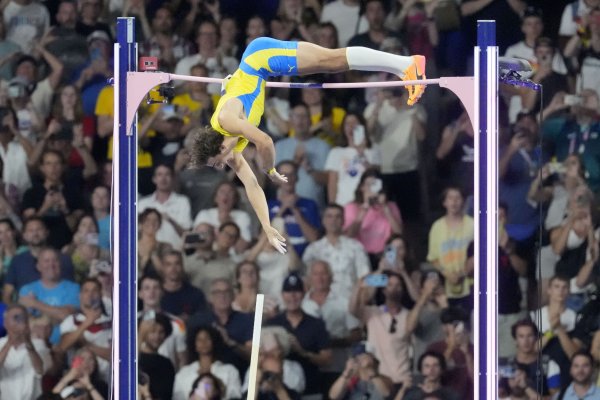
[189,126,224,168]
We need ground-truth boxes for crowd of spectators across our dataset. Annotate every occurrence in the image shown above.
[0,0,600,399]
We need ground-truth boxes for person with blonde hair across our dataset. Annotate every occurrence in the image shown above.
[138,317,176,400]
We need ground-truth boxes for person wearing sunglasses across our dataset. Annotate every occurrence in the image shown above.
[349,271,411,389]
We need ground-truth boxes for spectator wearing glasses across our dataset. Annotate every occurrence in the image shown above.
[187,278,254,377]
[350,271,411,387]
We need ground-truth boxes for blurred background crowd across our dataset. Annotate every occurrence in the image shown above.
[0,0,600,399]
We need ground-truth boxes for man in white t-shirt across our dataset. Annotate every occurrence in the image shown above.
[320,0,368,46]
[138,164,192,249]
[302,204,370,304]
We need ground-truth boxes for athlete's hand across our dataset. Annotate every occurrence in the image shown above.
[267,169,288,184]
[265,226,287,254]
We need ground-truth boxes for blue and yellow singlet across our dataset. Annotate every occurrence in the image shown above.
[210,37,299,152]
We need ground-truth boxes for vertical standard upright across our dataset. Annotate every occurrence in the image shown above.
[113,17,138,400]
[474,20,499,400]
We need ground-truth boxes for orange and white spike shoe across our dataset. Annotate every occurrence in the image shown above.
[403,55,426,106]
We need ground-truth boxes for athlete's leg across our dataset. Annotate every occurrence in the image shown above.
[296,42,426,105]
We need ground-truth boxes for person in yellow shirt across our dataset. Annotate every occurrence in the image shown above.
[95,85,155,194]
[171,63,220,133]
[190,36,427,253]
[427,187,474,310]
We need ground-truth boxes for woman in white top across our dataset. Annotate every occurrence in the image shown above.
[193,181,253,252]
[173,325,241,400]
[231,260,279,319]
[325,112,380,206]
[244,218,302,303]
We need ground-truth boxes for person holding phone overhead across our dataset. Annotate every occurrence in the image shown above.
[343,169,403,268]
[190,36,427,253]
[325,112,380,206]
[350,271,412,387]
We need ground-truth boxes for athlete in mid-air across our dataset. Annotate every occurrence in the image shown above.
[190,37,426,253]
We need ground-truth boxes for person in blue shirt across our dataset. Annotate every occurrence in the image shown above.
[18,247,79,344]
[2,217,75,304]
[268,160,321,257]
[555,350,600,400]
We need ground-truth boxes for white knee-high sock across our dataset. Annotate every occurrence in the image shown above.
[346,47,413,77]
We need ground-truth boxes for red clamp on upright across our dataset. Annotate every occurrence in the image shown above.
[139,57,158,71]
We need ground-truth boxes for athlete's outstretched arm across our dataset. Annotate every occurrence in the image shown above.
[230,152,287,253]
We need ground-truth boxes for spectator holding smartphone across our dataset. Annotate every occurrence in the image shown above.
[344,168,402,267]
[350,271,412,387]
[57,278,111,383]
[405,271,447,369]
[329,345,393,400]
[426,307,474,400]
[325,112,380,207]
[188,372,225,400]
[397,350,459,400]
[52,347,107,400]
[251,354,300,400]
[376,234,421,303]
